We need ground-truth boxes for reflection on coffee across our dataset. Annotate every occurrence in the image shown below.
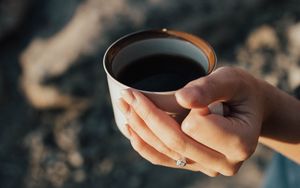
[116,54,206,92]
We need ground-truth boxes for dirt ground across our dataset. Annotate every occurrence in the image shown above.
[0,0,300,188]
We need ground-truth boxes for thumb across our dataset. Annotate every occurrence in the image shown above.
[175,67,240,109]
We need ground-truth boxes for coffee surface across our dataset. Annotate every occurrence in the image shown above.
[116,54,206,92]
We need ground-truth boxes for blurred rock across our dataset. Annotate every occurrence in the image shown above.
[24,130,74,187]
[0,0,32,40]
[287,22,300,58]
[68,151,84,168]
[24,131,47,188]
[45,161,70,187]
[20,0,100,109]
[288,64,300,89]
[264,73,279,86]
[246,25,279,51]
[54,122,80,152]
[237,22,300,93]
[19,0,147,109]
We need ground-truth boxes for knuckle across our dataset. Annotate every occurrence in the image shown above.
[217,67,242,83]
[231,136,254,161]
[237,146,253,161]
[214,158,240,176]
[181,119,194,135]
[218,66,239,76]
[221,162,241,176]
[196,82,209,99]
[197,79,214,102]
[222,167,238,176]
[206,171,219,177]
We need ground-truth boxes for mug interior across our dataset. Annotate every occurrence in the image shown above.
[111,38,209,78]
[103,29,216,92]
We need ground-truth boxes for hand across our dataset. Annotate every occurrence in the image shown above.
[117,67,266,176]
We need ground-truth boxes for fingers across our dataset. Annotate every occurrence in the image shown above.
[127,125,219,176]
[117,98,182,161]
[181,109,255,162]
[175,67,243,109]
[120,89,236,176]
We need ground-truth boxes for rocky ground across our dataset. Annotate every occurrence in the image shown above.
[0,0,300,188]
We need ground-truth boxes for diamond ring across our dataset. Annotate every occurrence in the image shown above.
[176,157,187,167]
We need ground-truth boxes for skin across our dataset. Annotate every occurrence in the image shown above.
[117,67,300,176]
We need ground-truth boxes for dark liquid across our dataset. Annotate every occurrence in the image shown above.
[116,54,206,92]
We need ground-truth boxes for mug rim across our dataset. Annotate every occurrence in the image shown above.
[102,28,217,95]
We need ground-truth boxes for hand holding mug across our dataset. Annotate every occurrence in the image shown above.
[102,29,291,176]
[118,67,265,176]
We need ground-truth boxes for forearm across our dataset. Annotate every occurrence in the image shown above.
[259,79,300,164]
[259,137,300,164]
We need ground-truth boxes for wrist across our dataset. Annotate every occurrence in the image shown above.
[259,79,300,140]
[259,80,276,136]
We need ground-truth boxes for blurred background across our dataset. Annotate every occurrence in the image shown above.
[0,0,300,187]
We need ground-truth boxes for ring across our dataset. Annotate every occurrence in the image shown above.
[176,157,187,167]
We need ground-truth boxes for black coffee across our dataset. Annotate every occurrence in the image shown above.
[116,54,206,92]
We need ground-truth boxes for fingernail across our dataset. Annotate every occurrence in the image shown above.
[175,87,198,108]
[121,89,135,104]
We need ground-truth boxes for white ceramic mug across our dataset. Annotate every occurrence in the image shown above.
[103,29,220,136]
